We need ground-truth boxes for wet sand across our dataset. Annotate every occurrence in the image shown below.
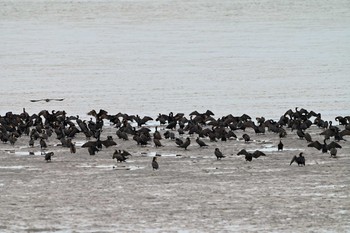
[0,121,349,232]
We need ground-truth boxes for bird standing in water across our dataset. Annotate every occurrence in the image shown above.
[214,148,225,160]
[278,140,283,151]
[290,152,305,166]
[44,152,54,162]
[152,157,159,170]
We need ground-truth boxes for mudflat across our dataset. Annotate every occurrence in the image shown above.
[0,121,349,232]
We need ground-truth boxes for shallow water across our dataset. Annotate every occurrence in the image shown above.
[0,0,349,121]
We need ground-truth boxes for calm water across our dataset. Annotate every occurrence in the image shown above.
[1,0,349,121]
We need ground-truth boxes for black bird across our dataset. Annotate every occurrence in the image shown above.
[121,150,132,157]
[296,129,305,139]
[29,137,34,147]
[237,149,265,161]
[30,98,64,102]
[88,146,99,155]
[113,150,129,162]
[242,134,250,143]
[290,152,305,166]
[175,138,183,146]
[307,139,342,153]
[304,132,313,143]
[178,137,190,150]
[152,157,159,170]
[40,138,47,150]
[252,150,266,158]
[237,149,252,162]
[101,137,117,148]
[153,126,162,140]
[196,137,208,147]
[214,148,225,160]
[44,152,54,162]
[330,148,337,158]
[153,138,163,147]
[69,142,76,154]
[278,140,283,151]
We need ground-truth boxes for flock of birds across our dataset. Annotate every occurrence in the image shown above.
[0,107,349,170]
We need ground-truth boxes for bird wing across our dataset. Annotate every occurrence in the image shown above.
[304,133,312,142]
[196,139,207,146]
[121,150,132,156]
[307,141,322,150]
[205,110,215,116]
[237,149,247,155]
[30,99,42,102]
[81,141,96,148]
[52,98,64,101]
[189,110,200,116]
[253,150,266,158]
[340,129,350,137]
[142,116,153,122]
[87,110,97,117]
[320,129,336,137]
[327,141,342,150]
[175,138,183,146]
[290,156,297,165]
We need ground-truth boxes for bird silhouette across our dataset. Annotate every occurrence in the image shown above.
[113,150,129,162]
[290,152,305,166]
[307,139,341,153]
[178,137,191,150]
[152,157,159,170]
[30,98,64,102]
[44,152,54,162]
[278,140,283,151]
[214,148,225,160]
[196,137,208,147]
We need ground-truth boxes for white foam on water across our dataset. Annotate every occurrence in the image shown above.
[13,151,43,156]
[0,166,25,169]
[144,151,177,157]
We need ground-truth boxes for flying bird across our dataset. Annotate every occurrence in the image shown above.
[30,98,64,102]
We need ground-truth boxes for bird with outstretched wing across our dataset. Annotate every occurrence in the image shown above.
[30,98,64,102]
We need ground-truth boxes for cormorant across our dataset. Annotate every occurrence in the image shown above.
[153,138,163,147]
[290,152,305,166]
[44,152,54,162]
[330,147,337,158]
[88,146,99,155]
[152,157,159,170]
[178,137,190,150]
[304,132,312,143]
[307,139,341,153]
[278,140,283,151]
[238,149,252,162]
[40,138,47,150]
[196,137,208,147]
[242,134,250,143]
[113,150,128,162]
[214,148,225,160]
[175,138,183,146]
